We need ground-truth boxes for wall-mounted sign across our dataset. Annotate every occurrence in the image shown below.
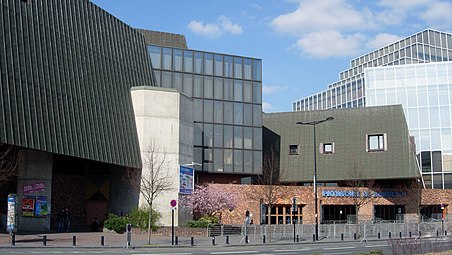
[7,194,16,233]
[322,190,406,198]
[179,166,194,194]
[35,196,48,217]
[23,182,46,194]
[22,197,35,217]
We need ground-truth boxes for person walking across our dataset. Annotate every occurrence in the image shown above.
[63,208,71,232]
[56,209,64,232]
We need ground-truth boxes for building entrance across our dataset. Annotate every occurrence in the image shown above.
[321,205,356,224]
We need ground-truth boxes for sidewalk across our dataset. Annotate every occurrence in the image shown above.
[0,231,392,248]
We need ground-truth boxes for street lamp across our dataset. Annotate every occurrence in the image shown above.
[296,116,334,241]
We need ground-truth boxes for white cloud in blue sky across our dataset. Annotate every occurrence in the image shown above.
[187,16,242,38]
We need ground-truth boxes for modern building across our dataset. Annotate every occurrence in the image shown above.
[0,0,153,231]
[292,29,452,189]
[138,29,264,183]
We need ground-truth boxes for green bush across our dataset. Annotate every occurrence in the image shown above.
[128,207,160,231]
[103,213,128,234]
[368,250,384,255]
[187,215,219,228]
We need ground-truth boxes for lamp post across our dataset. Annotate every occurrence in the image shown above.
[296,116,334,241]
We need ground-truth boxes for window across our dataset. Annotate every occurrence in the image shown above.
[367,134,386,151]
[289,145,299,155]
[321,143,334,154]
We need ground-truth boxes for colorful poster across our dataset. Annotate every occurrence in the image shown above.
[7,194,16,233]
[23,182,46,194]
[35,196,48,217]
[179,166,194,194]
[22,197,35,217]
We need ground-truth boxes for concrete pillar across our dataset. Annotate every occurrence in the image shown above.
[16,150,53,232]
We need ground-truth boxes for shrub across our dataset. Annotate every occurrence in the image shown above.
[103,213,128,234]
[128,207,160,231]
[187,215,219,228]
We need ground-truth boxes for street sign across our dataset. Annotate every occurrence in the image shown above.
[170,199,177,208]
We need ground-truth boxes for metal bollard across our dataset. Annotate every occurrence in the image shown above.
[11,234,15,246]
[245,235,249,244]
[341,233,344,241]
[43,235,47,246]
[378,232,380,239]
[313,234,315,242]
[101,236,104,246]
[175,236,178,245]
[212,236,216,246]
[263,235,266,243]
[445,231,447,236]
[354,233,357,240]
[226,235,229,244]
[73,236,76,246]
[296,234,299,242]
[419,231,421,237]
[399,232,402,238]
[409,232,412,238]
[191,236,195,246]
[437,230,439,236]
[389,232,391,239]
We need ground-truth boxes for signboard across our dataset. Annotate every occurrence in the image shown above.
[23,182,46,194]
[170,199,177,209]
[7,194,16,233]
[179,166,194,194]
[22,197,35,217]
[35,196,48,217]
[322,190,406,198]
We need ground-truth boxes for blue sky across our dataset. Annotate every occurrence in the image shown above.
[91,0,452,113]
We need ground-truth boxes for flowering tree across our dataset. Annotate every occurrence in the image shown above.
[181,184,239,222]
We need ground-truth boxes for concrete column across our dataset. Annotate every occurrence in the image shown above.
[16,150,53,232]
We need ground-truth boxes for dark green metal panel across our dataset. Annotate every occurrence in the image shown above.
[0,0,153,168]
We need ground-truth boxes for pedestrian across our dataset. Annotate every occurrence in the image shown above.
[64,208,71,232]
[56,209,64,232]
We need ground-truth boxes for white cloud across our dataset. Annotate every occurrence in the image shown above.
[295,30,366,58]
[262,102,273,112]
[272,0,373,36]
[187,16,242,38]
[368,33,403,49]
[262,85,288,95]
[420,1,452,30]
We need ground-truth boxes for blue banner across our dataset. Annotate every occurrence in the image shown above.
[179,166,194,194]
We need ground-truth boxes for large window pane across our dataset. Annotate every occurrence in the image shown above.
[203,124,213,147]
[204,100,213,122]
[183,74,193,97]
[254,151,262,173]
[224,149,233,172]
[253,82,262,103]
[234,150,243,172]
[224,125,233,148]
[173,49,183,71]
[214,149,224,172]
[204,53,213,75]
[253,105,262,126]
[214,54,223,76]
[244,81,252,103]
[153,70,161,86]
[184,50,193,72]
[214,101,223,123]
[193,75,203,97]
[162,47,172,70]
[148,46,161,69]
[234,103,243,125]
[253,128,262,150]
[224,102,233,124]
[173,73,182,92]
[194,123,202,146]
[234,80,243,101]
[224,56,233,78]
[224,79,233,101]
[244,127,253,149]
[253,59,262,81]
[234,126,243,149]
[194,147,202,167]
[194,99,203,121]
[234,57,243,79]
[214,78,223,100]
[194,52,203,74]
[162,71,172,88]
[204,149,213,171]
[204,77,213,98]
[243,104,253,126]
[214,125,223,147]
[244,150,253,173]
[244,58,252,80]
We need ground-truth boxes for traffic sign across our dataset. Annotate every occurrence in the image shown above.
[170,199,177,207]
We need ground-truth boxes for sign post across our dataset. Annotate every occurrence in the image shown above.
[170,199,177,245]
[125,223,132,249]
[292,198,297,242]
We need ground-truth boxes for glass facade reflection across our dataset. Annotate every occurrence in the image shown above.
[146,45,263,175]
[365,62,452,189]
[293,29,452,112]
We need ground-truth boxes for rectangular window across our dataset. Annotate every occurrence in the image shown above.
[289,145,299,155]
[321,143,334,154]
[367,134,386,151]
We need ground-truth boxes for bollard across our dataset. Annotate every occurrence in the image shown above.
[43,235,47,246]
[175,236,178,245]
[389,232,391,239]
[226,235,229,244]
[378,232,380,239]
[354,233,357,240]
[445,231,447,236]
[341,233,344,241]
[409,232,412,238]
[296,234,299,242]
[263,235,266,243]
[245,235,249,244]
[419,231,421,237]
[191,236,195,246]
[73,236,76,246]
[399,232,402,238]
[313,234,316,242]
[437,230,439,236]
[212,236,216,246]
[11,234,15,246]
[101,236,105,246]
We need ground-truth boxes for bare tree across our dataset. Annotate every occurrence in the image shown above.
[0,143,22,187]
[126,140,174,244]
